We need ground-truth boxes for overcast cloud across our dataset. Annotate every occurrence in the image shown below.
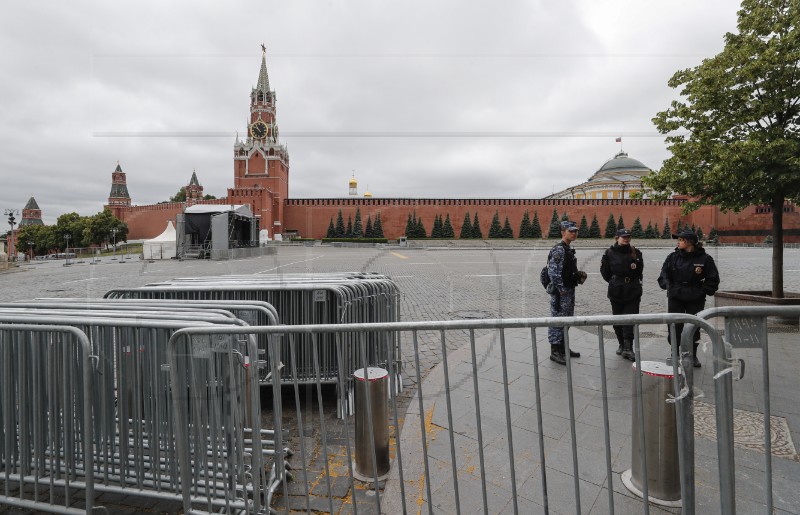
[0,0,741,224]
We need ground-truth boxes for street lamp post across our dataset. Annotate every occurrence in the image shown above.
[111,228,118,260]
[64,234,71,266]
[4,209,18,261]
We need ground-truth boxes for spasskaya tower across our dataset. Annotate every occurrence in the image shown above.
[229,45,290,234]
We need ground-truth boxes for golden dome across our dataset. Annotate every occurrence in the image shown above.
[348,174,358,187]
[364,191,372,198]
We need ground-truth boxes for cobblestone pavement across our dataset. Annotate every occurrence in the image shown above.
[0,243,798,513]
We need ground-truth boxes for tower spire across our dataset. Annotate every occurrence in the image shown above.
[255,44,270,95]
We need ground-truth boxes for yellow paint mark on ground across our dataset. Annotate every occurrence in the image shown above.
[414,404,442,514]
[390,252,409,259]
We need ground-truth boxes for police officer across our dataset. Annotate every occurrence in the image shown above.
[547,220,587,365]
[600,228,643,361]
[657,230,720,367]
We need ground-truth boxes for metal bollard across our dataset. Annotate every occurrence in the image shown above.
[622,361,682,506]
[353,367,391,480]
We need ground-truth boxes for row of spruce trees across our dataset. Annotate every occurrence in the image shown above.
[325,209,385,238]
[326,207,719,241]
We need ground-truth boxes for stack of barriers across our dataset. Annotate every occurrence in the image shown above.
[0,300,290,514]
[104,272,403,415]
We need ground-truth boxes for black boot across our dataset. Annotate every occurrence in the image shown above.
[693,342,701,368]
[549,346,566,365]
[567,347,580,358]
[621,339,635,362]
[616,342,623,356]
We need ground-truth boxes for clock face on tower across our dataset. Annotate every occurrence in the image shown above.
[250,121,268,139]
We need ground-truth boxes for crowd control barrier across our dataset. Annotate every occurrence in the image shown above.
[0,304,289,514]
[104,273,402,415]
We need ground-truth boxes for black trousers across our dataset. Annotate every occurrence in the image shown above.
[610,297,641,345]
[667,297,706,353]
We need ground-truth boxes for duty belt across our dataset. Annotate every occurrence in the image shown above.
[612,275,634,284]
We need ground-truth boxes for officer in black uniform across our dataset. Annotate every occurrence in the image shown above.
[657,230,720,367]
[600,228,643,361]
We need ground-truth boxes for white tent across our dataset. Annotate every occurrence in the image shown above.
[143,220,177,260]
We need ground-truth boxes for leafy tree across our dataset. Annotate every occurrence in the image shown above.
[577,215,589,238]
[518,211,532,238]
[345,216,353,238]
[531,211,542,238]
[203,194,217,200]
[647,0,800,296]
[373,214,384,238]
[442,214,455,238]
[661,218,672,239]
[488,211,502,238]
[631,217,644,238]
[501,216,513,238]
[589,214,601,238]
[335,210,345,237]
[326,218,336,238]
[472,213,483,239]
[644,221,657,239]
[460,212,473,239]
[547,209,561,238]
[617,215,625,231]
[365,216,374,238]
[605,213,617,238]
[170,187,187,202]
[353,208,363,238]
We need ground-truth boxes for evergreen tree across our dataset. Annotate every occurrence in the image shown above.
[442,214,455,238]
[696,226,704,241]
[578,215,589,238]
[589,214,601,238]
[605,213,617,238]
[373,214,384,238]
[644,221,656,239]
[431,214,442,238]
[654,223,660,238]
[365,216,374,238]
[683,222,691,233]
[531,211,542,238]
[405,213,415,237]
[345,216,353,238]
[501,216,513,238]
[326,218,336,238]
[662,218,672,239]
[561,212,570,222]
[707,226,719,245]
[353,208,363,238]
[617,215,625,230]
[518,211,532,238]
[335,210,345,237]
[472,213,483,239]
[548,209,561,238]
[416,216,427,238]
[460,212,472,239]
[488,211,502,238]
[691,223,696,233]
[631,217,644,238]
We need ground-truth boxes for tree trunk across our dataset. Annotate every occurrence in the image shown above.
[771,196,784,298]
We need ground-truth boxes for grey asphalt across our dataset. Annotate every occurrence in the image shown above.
[1,242,799,514]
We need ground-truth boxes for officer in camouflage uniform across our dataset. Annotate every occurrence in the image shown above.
[546,220,587,365]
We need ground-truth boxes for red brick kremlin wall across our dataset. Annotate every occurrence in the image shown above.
[283,198,717,240]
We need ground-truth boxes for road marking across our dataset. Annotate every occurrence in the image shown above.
[392,275,413,278]
[390,252,408,259]
[465,274,519,277]
[63,277,99,284]
[257,255,324,273]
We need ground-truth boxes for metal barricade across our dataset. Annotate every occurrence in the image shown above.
[105,273,402,415]
[688,305,800,515]
[166,313,721,515]
[0,307,288,514]
[0,324,95,514]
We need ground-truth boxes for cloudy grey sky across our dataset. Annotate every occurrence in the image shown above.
[0,0,741,224]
